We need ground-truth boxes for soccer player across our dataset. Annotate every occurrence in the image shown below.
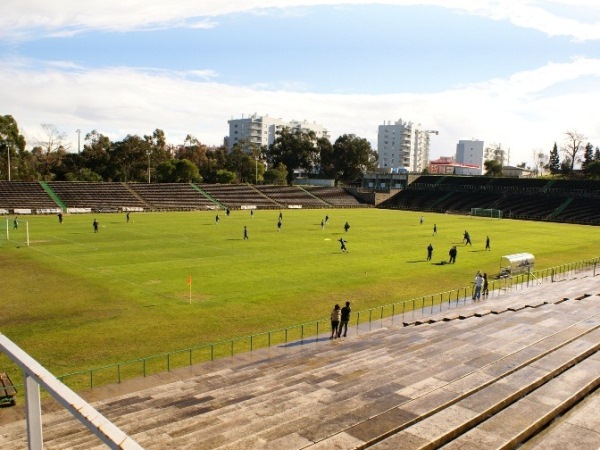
[93,219,99,233]
[339,238,347,252]
[427,243,433,261]
[243,226,248,240]
[485,236,490,251]
[344,221,350,233]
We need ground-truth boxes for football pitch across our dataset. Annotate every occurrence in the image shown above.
[1,209,599,381]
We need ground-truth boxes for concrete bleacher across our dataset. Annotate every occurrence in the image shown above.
[0,181,58,210]
[46,181,147,211]
[0,273,598,449]
[197,184,280,209]
[304,186,369,207]
[129,183,217,210]
[256,185,328,208]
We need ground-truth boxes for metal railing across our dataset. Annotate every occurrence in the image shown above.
[8,257,600,394]
[0,334,143,450]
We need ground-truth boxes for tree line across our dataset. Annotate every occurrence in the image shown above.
[483,131,600,178]
[0,115,378,185]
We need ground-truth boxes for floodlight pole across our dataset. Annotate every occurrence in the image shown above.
[76,129,81,154]
[147,150,151,184]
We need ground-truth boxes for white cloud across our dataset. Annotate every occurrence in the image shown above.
[1,57,599,167]
[2,1,600,41]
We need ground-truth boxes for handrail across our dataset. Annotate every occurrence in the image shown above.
[0,334,143,450]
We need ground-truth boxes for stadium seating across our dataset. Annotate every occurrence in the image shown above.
[128,183,216,210]
[0,181,58,210]
[46,182,147,211]
[255,185,328,208]
[1,274,598,449]
[380,176,600,224]
[303,186,369,207]
[196,184,281,209]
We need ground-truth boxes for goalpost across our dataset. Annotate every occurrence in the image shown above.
[5,218,30,247]
[471,208,502,219]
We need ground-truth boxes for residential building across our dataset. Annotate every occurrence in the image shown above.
[377,119,413,170]
[428,156,480,175]
[377,119,436,172]
[227,114,330,151]
[455,139,484,175]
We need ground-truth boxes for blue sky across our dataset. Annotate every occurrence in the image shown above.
[1,1,600,167]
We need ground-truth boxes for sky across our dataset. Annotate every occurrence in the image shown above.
[1,1,600,168]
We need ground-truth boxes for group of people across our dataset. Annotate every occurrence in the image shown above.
[472,271,489,300]
[329,301,352,339]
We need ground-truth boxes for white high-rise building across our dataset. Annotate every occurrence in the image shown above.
[377,119,436,172]
[377,119,413,170]
[455,139,485,175]
[227,114,329,151]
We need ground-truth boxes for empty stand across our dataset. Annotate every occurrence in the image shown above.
[303,186,369,207]
[47,182,147,211]
[197,184,280,209]
[129,183,216,210]
[256,185,328,208]
[0,181,58,210]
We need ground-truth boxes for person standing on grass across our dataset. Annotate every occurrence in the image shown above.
[93,219,99,233]
[433,224,437,236]
[126,212,130,223]
[338,301,351,338]
[338,238,348,252]
[243,225,248,240]
[215,214,220,224]
[279,211,283,221]
[277,219,282,232]
[58,212,63,224]
[321,220,324,230]
[13,217,18,229]
[449,246,457,264]
[420,216,424,225]
[485,235,490,251]
[464,231,472,246]
[344,221,350,233]
[330,304,341,339]
[427,243,433,261]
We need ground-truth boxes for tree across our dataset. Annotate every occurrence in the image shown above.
[582,142,594,172]
[33,124,69,180]
[584,160,600,179]
[173,159,201,183]
[263,162,288,185]
[268,128,319,184]
[484,143,506,165]
[81,130,111,179]
[595,147,600,161]
[484,159,502,177]
[561,131,585,174]
[108,135,151,182]
[533,150,548,176]
[214,169,236,184]
[323,134,377,184]
[0,115,27,180]
[549,142,560,174]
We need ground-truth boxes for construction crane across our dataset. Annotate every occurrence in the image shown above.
[425,130,439,135]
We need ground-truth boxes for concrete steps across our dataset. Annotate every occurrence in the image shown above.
[0,275,598,449]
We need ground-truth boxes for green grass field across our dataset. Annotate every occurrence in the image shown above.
[1,209,599,387]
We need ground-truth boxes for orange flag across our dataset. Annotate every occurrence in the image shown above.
[187,275,192,285]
